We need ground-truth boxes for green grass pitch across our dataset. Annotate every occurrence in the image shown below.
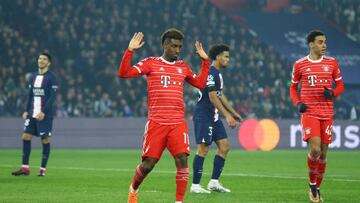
[0,149,359,203]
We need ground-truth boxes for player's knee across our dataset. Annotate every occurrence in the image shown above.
[320,152,327,160]
[310,147,321,157]
[174,153,188,166]
[141,164,154,174]
[219,144,230,155]
[197,145,209,157]
[41,137,50,144]
[141,158,157,174]
[22,133,32,141]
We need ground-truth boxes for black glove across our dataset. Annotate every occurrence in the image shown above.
[324,87,334,99]
[297,102,307,113]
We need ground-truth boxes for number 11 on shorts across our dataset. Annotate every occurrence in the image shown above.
[184,132,189,144]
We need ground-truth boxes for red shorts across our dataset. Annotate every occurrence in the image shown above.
[301,115,334,144]
[141,120,190,160]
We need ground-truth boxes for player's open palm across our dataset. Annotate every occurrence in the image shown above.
[128,32,145,51]
[195,41,209,60]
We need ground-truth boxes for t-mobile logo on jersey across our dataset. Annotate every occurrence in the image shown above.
[307,75,317,86]
[160,75,171,88]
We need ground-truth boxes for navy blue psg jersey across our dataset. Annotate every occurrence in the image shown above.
[194,66,223,121]
[26,71,58,118]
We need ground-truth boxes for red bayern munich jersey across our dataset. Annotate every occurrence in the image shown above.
[290,55,343,120]
[119,49,210,125]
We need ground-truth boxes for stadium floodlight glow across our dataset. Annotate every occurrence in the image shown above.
[238,119,280,151]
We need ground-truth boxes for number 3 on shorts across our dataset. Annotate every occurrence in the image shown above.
[208,126,213,136]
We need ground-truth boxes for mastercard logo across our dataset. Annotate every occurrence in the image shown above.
[238,119,280,151]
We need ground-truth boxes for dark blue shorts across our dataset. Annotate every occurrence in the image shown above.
[23,117,53,138]
[193,117,227,145]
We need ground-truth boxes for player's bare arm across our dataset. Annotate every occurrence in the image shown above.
[128,32,145,52]
[220,93,243,123]
[208,91,236,128]
[195,41,209,60]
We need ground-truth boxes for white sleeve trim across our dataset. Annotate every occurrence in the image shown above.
[335,77,342,81]
[291,80,299,84]
[134,66,141,74]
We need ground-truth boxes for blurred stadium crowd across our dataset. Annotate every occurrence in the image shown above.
[305,0,360,42]
[0,0,359,119]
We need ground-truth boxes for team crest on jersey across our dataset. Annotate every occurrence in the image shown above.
[305,128,311,135]
[160,67,164,71]
[177,68,183,74]
[323,66,329,71]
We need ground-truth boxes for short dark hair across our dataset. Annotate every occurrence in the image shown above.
[209,44,230,60]
[161,28,184,45]
[40,52,52,62]
[306,30,325,44]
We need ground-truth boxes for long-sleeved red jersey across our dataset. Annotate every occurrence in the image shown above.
[118,49,210,125]
[290,55,345,120]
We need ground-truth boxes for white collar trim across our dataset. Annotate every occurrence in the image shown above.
[160,57,176,64]
[307,55,323,63]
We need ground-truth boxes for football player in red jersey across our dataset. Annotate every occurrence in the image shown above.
[118,29,210,203]
[290,30,345,202]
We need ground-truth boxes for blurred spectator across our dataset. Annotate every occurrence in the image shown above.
[305,0,360,42]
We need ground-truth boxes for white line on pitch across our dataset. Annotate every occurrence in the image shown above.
[1,164,359,182]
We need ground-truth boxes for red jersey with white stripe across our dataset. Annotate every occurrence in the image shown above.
[290,55,343,120]
[118,49,210,125]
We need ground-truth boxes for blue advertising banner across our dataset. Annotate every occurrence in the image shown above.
[1,118,358,150]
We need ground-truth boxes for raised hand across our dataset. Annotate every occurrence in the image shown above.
[128,32,145,52]
[194,41,209,60]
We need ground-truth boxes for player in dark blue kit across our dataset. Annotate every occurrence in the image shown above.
[12,53,58,177]
[190,44,243,193]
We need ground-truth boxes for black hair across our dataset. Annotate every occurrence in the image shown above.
[209,44,230,60]
[306,30,325,44]
[39,52,52,62]
[161,28,184,45]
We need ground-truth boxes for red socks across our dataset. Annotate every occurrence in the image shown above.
[131,165,147,190]
[176,166,189,202]
[307,154,327,189]
[130,164,189,202]
[307,154,320,184]
[317,159,327,188]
